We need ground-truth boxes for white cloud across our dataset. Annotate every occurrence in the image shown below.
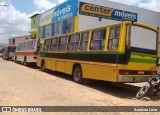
[109,0,142,5]
[57,0,67,4]
[109,0,160,12]
[138,0,160,12]
[1,0,160,44]
[0,5,30,44]
[33,0,56,10]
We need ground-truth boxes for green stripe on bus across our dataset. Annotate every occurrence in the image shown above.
[130,58,156,64]
[131,52,157,58]
[66,51,125,54]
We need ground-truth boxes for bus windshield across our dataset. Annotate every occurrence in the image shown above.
[127,25,157,53]
[8,46,16,52]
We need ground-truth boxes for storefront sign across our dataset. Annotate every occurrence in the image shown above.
[39,9,54,27]
[52,0,78,23]
[79,2,138,22]
[39,0,78,27]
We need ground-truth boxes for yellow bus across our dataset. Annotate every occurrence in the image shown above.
[37,21,159,83]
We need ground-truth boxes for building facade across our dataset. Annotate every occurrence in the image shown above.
[30,14,39,39]
[38,0,78,38]
[9,35,29,46]
[38,0,160,39]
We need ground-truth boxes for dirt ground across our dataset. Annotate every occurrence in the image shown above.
[0,58,160,115]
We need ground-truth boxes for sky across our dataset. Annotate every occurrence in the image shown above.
[0,0,160,44]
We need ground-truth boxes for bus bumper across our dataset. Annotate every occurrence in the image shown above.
[117,75,156,83]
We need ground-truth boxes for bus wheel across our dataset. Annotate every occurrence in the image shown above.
[4,56,6,60]
[14,56,17,63]
[73,65,84,84]
[23,57,27,66]
[41,61,46,72]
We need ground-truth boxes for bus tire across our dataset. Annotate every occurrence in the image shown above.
[73,65,84,84]
[14,56,17,63]
[5,55,8,60]
[23,57,28,66]
[41,61,46,72]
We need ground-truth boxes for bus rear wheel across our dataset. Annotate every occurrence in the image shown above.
[23,57,28,66]
[41,61,46,72]
[14,56,17,63]
[73,65,84,84]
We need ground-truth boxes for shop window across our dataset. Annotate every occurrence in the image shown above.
[90,29,106,51]
[66,18,74,33]
[80,32,89,51]
[40,26,45,38]
[34,20,35,25]
[45,24,52,37]
[108,26,121,50]
[54,21,63,36]
[68,33,80,51]
[50,38,58,51]
[57,36,68,51]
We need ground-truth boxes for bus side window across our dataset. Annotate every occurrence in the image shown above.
[21,44,23,50]
[20,44,22,50]
[90,29,106,50]
[16,45,19,51]
[18,44,20,51]
[50,38,58,51]
[68,33,80,51]
[80,32,89,51]
[44,39,50,51]
[25,42,27,51]
[108,26,120,50]
[27,42,29,50]
[31,40,35,50]
[57,36,68,51]
[22,43,24,51]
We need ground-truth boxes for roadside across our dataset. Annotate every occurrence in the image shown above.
[0,58,160,114]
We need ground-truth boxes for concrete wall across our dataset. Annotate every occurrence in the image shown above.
[78,0,160,31]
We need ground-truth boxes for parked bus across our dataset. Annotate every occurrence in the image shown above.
[2,45,16,60]
[14,39,38,66]
[37,21,159,83]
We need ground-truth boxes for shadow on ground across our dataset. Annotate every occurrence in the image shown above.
[14,61,160,101]
[39,70,142,100]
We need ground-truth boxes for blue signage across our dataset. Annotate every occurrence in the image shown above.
[112,9,138,22]
[52,0,78,23]
[79,2,138,22]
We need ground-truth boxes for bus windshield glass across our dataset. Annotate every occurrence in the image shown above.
[127,25,157,51]
[9,46,16,52]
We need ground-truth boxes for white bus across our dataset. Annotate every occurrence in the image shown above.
[14,39,38,66]
[2,45,16,60]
